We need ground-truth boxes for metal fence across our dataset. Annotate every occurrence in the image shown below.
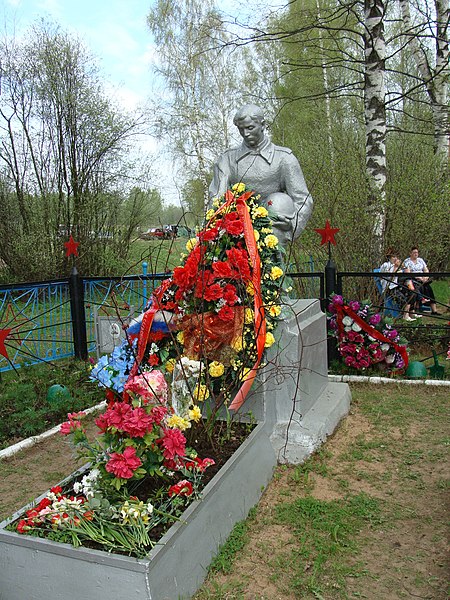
[0,264,447,373]
[0,265,167,373]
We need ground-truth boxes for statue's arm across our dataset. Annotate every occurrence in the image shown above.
[282,152,313,236]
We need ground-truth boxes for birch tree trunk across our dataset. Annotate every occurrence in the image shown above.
[364,0,386,256]
[398,0,449,161]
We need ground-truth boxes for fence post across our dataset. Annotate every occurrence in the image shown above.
[69,266,88,360]
[142,262,148,310]
[324,259,338,367]
[325,258,337,299]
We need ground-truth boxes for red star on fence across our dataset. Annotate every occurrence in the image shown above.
[314,220,340,246]
[0,328,11,360]
[64,235,80,257]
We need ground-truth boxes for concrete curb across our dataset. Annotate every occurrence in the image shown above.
[0,401,106,460]
[328,374,450,386]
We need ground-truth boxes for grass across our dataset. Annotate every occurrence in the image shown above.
[195,383,449,599]
[0,359,104,448]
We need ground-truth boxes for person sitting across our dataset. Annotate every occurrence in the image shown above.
[379,250,414,320]
[403,246,438,315]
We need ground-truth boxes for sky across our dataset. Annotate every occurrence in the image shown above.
[1,0,285,202]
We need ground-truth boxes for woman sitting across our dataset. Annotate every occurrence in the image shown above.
[379,250,413,320]
[403,246,438,315]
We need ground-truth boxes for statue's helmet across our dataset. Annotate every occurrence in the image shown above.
[264,193,295,224]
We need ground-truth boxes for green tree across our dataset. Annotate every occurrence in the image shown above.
[0,21,146,280]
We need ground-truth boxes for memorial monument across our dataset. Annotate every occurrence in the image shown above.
[210,103,350,463]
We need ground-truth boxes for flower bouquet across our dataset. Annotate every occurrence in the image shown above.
[12,184,288,556]
[328,294,408,372]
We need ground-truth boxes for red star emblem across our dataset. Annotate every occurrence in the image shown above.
[314,220,340,245]
[1,303,27,345]
[0,328,11,359]
[64,235,80,257]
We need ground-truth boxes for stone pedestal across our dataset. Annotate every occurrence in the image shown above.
[241,299,351,463]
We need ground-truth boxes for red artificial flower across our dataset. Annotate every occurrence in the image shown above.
[226,247,251,281]
[217,305,235,322]
[222,212,244,236]
[36,498,52,511]
[185,456,215,472]
[159,428,186,460]
[201,282,223,302]
[105,446,142,479]
[222,283,239,306]
[17,519,31,533]
[50,486,63,495]
[168,479,193,497]
[212,261,233,279]
[198,227,219,242]
[148,353,160,366]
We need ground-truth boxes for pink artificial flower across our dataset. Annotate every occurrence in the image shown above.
[60,420,82,435]
[95,402,132,433]
[369,313,382,325]
[159,428,186,460]
[124,371,168,403]
[122,407,154,438]
[105,446,142,479]
[150,405,168,425]
[349,300,360,312]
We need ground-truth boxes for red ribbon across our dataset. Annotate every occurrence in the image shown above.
[336,305,408,371]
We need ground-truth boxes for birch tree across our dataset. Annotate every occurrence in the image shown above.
[364,0,386,250]
[147,0,247,210]
[398,0,449,161]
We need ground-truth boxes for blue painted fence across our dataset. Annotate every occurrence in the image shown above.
[0,257,323,373]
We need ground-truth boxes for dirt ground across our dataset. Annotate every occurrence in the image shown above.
[0,385,448,600]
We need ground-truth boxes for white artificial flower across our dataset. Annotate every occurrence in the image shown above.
[352,323,362,332]
[342,316,353,327]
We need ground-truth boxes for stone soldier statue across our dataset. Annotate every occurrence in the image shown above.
[209,104,313,246]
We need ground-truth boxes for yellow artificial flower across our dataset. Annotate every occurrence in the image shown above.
[246,281,255,296]
[270,266,284,280]
[205,208,215,221]
[264,332,276,348]
[212,198,220,208]
[166,414,191,431]
[252,206,269,219]
[264,234,279,248]
[261,227,272,234]
[268,304,282,317]
[241,367,252,381]
[176,331,184,344]
[165,358,176,373]
[188,405,202,423]
[186,237,198,252]
[253,229,260,242]
[232,336,243,352]
[244,308,254,324]
[208,361,225,377]
[193,384,210,402]
[232,182,246,194]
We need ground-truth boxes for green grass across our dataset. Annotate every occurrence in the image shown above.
[195,384,449,599]
[0,359,104,448]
